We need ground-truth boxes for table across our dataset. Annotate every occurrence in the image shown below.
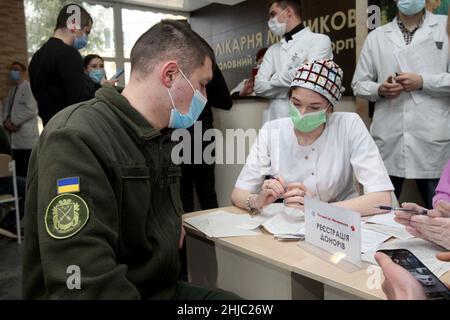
[183,207,450,300]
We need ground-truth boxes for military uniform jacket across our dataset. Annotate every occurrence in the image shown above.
[23,86,184,299]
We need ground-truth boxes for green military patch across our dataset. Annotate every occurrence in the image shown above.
[45,193,89,239]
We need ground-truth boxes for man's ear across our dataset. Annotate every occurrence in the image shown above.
[160,61,179,88]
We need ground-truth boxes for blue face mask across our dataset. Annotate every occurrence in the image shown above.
[73,33,88,50]
[89,69,106,83]
[9,70,21,81]
[397,0,425,16]
[167,68,208,129]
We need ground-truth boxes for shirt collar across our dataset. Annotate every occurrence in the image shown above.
[284,23,305,42]
[397,10,426,32]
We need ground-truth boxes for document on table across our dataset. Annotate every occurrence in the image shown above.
[362,222,414,240]
[395,37,442,104]
[366,212,403,228]
[184,210,262,238]
[362,238,450,278]
[361,229,391,253]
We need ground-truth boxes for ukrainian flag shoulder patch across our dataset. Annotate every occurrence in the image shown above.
[57,177,80,194]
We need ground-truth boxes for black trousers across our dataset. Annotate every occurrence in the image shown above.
[179,122,218,281]
[390,176,439,209]
[180,123,218,213]
[12,149,32,178]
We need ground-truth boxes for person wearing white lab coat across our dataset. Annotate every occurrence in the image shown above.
[232,60,394,217]
[352,0,450,208]
[254,0,333,124]
[2,62,39,177]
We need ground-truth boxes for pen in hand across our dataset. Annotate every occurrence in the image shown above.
[373,205,428,215]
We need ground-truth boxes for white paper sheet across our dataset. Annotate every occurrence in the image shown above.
[185,210,262,238]
[395,37,442,104]
[262,212,305,236]
[361,229,391,253]
[363,222,414,240]
[362,238,450,278]
[366,212,404,228]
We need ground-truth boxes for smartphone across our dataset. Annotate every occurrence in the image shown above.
[110,68,124,80]
[377,249,450,300]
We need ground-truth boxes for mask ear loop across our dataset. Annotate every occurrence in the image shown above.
[178,68,196,93]
[167,88,178,111]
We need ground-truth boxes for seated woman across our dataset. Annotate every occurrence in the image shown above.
[394,160,450,250]
[231,59,393,216]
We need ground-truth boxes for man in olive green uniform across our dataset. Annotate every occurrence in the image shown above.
[23,20,238,299]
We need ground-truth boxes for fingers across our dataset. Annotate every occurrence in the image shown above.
[287,182,308,192]
[263,179,284,196]
[410,215,446,226]
[375,252,393,269]
[275,175,287,190]
[436,251,450,262]
[405,226,422,238]
[435,201,450,218]
[394,211,414,221]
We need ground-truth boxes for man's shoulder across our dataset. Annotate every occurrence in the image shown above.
[44,99,113,135]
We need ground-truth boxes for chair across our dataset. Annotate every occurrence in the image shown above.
[0,154,21,244]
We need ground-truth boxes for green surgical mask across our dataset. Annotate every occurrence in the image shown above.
[289,103,328,133]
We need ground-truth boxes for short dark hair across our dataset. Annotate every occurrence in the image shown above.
[54,3,93,31]
[11,61,26,71]
[130,20,216,79]
[256,48,268,61]
[267,0,302,18]
[83,54,104,68]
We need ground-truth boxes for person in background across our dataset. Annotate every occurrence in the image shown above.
[352,0,450,208]
[231,48,268,97]
[2,61,39,178]
[426,0,442,12]
[29,3,116,126]
[374,3,450,301]
[84,54,106,84]
[177,24,233,281]
[231,60,393,217]
[254,0,332,124]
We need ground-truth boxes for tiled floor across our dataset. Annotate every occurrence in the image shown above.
[0,237,22,300]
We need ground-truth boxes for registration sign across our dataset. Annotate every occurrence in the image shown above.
[304,197,361,265]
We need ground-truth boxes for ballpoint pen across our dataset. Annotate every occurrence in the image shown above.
[374,205,428,215]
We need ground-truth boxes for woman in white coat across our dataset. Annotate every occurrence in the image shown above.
[352,0,450,208]
[232,60,394,217]
[2,62,39,177]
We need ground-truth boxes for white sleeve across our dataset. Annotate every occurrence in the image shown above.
[235,123,272,193]
[254,46,289,99]
[422,62,450,97]
[351,35,383,103]
[270,35,333,88]
[347,114,394,194]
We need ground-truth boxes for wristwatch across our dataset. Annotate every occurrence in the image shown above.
[246,194,261,216]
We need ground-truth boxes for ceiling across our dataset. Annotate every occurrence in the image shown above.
[114,0,246,12]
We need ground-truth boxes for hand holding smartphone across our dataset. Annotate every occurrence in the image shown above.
[377,249,450,300]
[110,68,124,80]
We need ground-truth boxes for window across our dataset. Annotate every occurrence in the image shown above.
[24,0,188,85]
[122,8,185,59]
